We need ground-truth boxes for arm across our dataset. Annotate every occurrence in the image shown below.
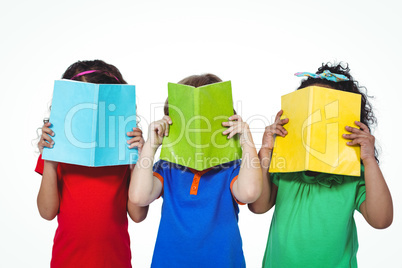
[344,121,393,229]
[126,127,149,222]
[248,110,288,214]
[127,202,149,223]
[248,149,278,213]
[128,116,172,207]
[222,115,262,204]
[37,122,59,220]
[37,160,60,220]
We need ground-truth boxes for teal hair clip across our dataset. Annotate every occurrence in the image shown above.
[295,70,349,82]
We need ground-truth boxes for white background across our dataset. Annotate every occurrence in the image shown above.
[1,0,401,267]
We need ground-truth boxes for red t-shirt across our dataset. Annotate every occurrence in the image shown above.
[35,155,132,268]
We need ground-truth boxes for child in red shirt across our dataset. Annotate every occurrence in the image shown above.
[36,60,147,268]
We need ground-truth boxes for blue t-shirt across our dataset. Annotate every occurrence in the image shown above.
[151,160,246,268]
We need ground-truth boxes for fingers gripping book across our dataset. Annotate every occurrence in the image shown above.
[42,80,138,167]
[160,81,242,171]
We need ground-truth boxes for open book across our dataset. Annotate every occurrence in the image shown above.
[269,86,361,176]
[42,79,138,166]
[160,81,242,170]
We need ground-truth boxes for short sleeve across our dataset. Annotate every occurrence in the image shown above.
[229,160,241,181]
[355,167,366,212]
[229,160,245,205]
[270,173,279,186]
[152,160,165,193]
[35,154,44,175]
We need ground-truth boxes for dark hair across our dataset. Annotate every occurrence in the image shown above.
[297,62,379,162]
[62,60,127,84]
[164,73,222,115]
[35,60,129,152]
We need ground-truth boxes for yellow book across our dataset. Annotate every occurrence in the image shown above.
[269,86,361,176]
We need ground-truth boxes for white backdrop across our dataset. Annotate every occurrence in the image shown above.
[1,0,401,267]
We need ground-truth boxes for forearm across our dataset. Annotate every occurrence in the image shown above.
[361,157,393,228]
[248,110,285,213]
[234,133,262,204]
[37,161,59,220]
[127,201,149,223]
[248,148,275,213]
[129,141,160,206]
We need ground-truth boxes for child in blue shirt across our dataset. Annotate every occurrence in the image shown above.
[129,73,262,267]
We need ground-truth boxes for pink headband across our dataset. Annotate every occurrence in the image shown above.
[70,70,120,82]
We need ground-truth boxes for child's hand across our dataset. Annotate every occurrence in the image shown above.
[222,115,252,147]
[261,110,289,152]
[127,127,145,154]
[38,122,55,154]
[148,116,172,149]
[343,121,376,162]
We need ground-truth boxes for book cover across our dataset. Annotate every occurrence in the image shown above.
[160,81,242,170]
[269,86,361,176]
[42,79,138,166]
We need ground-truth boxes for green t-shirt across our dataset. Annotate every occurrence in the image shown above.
[263,169,366,268]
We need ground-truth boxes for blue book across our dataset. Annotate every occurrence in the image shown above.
[42,80,138,166]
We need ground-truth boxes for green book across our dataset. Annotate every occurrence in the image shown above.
[160,81,242,170]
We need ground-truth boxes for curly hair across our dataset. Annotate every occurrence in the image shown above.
[297,62,379,162]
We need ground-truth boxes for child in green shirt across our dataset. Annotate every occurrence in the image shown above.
[249,62,393,268]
